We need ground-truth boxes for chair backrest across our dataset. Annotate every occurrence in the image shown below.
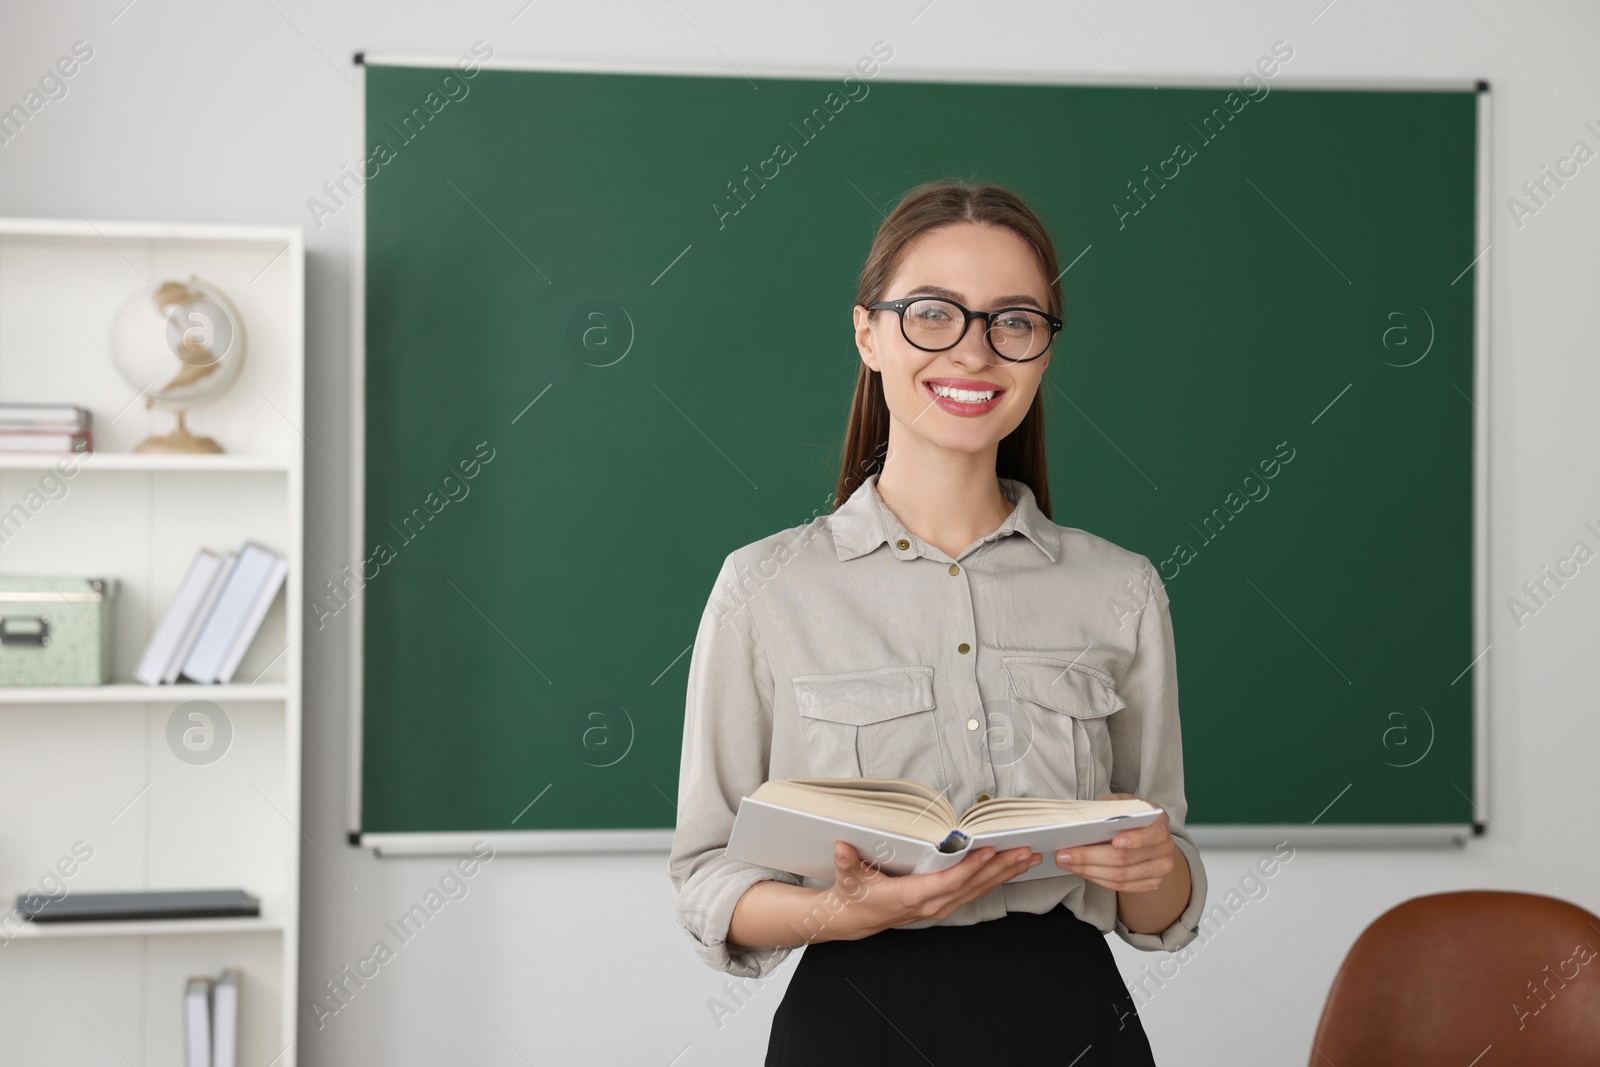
[1309,890,1600,1066]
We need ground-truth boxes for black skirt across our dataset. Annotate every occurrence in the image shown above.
[765,903,1159,1066]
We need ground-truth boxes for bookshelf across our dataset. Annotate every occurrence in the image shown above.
[0,217,304,1067]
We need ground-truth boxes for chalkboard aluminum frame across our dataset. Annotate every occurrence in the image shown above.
[346,52,1491,856]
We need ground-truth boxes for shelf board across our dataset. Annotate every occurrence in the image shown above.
[7,896,286,939]
[0,216,301,246]
[0,682,290,704]
[0,452,289,472]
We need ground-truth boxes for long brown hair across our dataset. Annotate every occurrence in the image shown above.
[834,179,1062,519]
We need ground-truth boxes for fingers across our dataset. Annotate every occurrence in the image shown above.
[1063,840,1168,869]
[920,850,1033,919]
[963,847,1041,895]
[1068,862,1169,891]
[856,843,1047,923]
[1057,821,1171,868]
[903,847,994,901]
[833,841,886,884]
[1067,850,1175,891]
[1053,826,1177,890]
[1104,820,1168,850]
[915,846,1036,909]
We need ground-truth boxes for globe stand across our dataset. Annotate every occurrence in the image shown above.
[134,409,224,454]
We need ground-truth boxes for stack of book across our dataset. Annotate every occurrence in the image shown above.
[134,541,289,685]
[0,403,92,453]
[185,968,240,1067]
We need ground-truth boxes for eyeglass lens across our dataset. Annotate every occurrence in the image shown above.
[901,298,1052,360]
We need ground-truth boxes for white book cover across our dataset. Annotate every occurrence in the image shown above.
[726,796,1165,884]
[181,542,280,684]
[133,548,223,686]
[0,403,89,424]
[164,551,236,684]
[183,975,213,1067]
[215,554,287,684]
[211,968,238,1067]
[0,432,87,451]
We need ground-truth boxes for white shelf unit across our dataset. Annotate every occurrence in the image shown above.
[0,218,304,1067]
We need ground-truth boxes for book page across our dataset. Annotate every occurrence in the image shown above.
[956,797,1154,835]
[749,779,957,843]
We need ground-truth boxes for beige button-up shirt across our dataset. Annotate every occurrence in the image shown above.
[668,472,1208,978]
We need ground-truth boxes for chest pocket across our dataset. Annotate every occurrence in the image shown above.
[791,664,946,790]
[1002,655,1126,801]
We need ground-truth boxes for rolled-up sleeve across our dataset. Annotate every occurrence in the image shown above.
[668,552,804,978]
[1107,556,1208,952]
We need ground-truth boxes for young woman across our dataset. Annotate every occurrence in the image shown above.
[669,180,1207,1065]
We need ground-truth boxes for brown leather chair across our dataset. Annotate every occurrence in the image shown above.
[1308,890,1600,1065]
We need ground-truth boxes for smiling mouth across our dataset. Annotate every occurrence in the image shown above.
[929,382,998,403]
[922,379,1005,415]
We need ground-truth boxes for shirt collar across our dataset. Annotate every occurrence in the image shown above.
[831,472,1059,563]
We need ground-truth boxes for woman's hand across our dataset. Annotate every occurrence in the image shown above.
[1054,793,1177,893]
[826,839,1041,941]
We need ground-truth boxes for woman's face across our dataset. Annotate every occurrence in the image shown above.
[853,221,1055,460]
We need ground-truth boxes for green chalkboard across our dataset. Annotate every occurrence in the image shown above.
[357,58,1481,839]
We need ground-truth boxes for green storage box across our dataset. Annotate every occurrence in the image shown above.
[0,577,117,685]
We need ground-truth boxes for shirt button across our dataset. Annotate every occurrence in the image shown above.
[976,793,990,802]
[957,642,970,654]
[948,564,960,575]
[966,718,979,731]
[896,538,910,551]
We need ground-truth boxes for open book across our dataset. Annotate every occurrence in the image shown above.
[726,777,1163,883]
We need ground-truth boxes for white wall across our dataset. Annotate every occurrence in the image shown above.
[3,1,1597,1062]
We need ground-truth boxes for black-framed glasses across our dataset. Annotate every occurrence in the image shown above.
[866,297,1063,363]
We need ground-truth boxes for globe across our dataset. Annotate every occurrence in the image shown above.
[110,275,246,453]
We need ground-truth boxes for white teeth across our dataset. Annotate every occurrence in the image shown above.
[931,383,996,404]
